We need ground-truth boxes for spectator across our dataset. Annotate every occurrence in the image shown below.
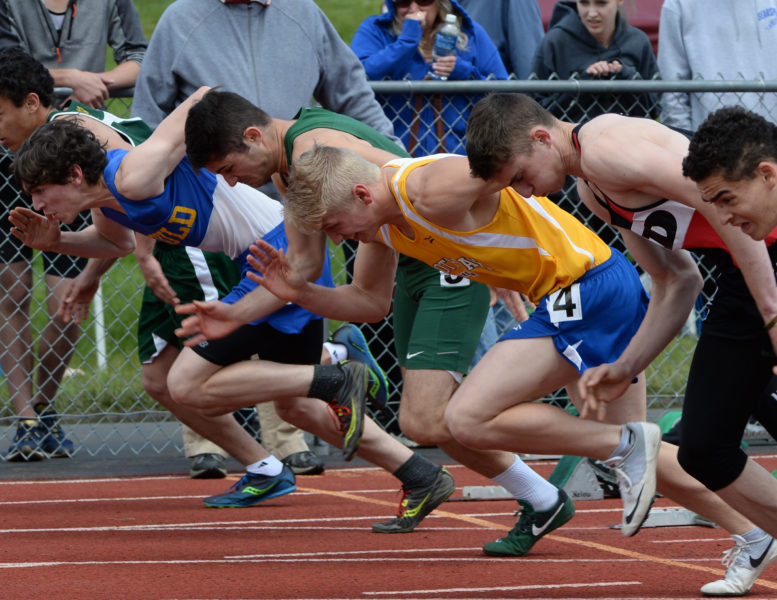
[0,0,147,108]
[351,0,508,155]
[0,0,146,461]
[531,0,659,122]
[657,0,777,131]
[129,0,400,478]
[458,0,544,79]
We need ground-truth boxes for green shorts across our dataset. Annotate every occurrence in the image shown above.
[392,257,490,374]
[137,243,241,363]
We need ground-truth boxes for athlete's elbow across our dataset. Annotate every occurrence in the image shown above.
[114,236,136,257]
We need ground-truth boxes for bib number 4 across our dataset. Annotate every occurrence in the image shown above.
[547,284,582,324]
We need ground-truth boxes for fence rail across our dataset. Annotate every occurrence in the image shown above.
[1,78,773,457]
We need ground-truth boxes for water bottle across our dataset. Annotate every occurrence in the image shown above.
[430,14,459,81]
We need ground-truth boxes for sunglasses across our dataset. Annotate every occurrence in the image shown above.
[395,0,435,8]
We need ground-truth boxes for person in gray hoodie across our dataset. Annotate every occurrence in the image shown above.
[658,0,777,131]
[530,0,658,122]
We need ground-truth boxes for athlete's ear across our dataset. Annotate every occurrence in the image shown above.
[353,183,372,204]
[243,126,263,146]
[68,164,84,185]
[757,161,777,189]
[530,126,551,147]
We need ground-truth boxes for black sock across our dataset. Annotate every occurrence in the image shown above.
[394,452,442,490]
[307,363,346,401]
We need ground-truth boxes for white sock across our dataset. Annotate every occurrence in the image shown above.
[323,341,348,363]
[246,455,283,476]
[492,454,560,511]
[741,527,771,553]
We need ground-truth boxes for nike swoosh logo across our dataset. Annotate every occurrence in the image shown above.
[531,499,567,536]
[624,485,644,525]
[750,539,774,568]
[406,351,424,359]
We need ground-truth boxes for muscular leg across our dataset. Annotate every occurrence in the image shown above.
[399,368,514,477]
[447,337,623,459]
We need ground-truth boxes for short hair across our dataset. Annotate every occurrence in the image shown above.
[683,106,777,183]
[285,145,381,233]
[185,89,272,169]
[466,93,555,180]
[0,47,54,107]
[13,119,107,191]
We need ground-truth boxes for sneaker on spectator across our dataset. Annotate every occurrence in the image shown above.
[604,421,661,536]
[701,534,777,596]
[6,419,47,462]
[372,467,455,533]
[331,323,389,409]
[203,464,296,508]
[482,488,575,556]
[33,402,74,458]
[282,450,325,475]
[190,453,228,479]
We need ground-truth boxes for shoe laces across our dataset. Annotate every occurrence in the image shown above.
[394,486,412,517]
[721,542,746,571]
[603,457,633,492]
[512,503,537,535]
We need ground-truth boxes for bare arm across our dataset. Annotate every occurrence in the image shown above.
[248,239,397,323]
[115,86,211,200]
[9,207,136,258]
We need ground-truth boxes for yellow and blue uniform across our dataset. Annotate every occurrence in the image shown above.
[377,156,649,373]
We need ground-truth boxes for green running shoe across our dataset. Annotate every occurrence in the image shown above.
[330,361,369,461]
[482,488,575,556]
[372,467,455,533]
[203,464,296,508]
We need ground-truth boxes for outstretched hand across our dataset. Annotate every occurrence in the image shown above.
[577,362,635,421]
[174,300,241,346]
[245,239,308,302]
[9,207,60,250]
[58,269,99,324]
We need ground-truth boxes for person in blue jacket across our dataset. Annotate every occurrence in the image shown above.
[351,0,507,156]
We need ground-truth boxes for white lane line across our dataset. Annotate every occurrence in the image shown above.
[363,581,642,595]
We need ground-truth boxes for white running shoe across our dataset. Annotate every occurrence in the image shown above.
[603,421,661,537]
[701,534,777,596]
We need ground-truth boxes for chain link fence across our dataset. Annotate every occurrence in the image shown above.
[2,78,776,457]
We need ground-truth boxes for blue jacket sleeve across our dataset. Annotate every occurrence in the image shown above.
[351,17,424,80]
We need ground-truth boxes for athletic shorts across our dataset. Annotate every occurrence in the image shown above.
[192,318,323,366]
[501,249,649,374]
[0,154,89,276]
[137,242,241,363]
[392,256,490,373]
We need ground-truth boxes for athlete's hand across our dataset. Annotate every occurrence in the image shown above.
[9,207,61,251]
[493,287,533,323]
[245,239,308,302]
[174,300,241,346]
[136,252,179,306]
[58,269,100,324]
[578,362,635,421]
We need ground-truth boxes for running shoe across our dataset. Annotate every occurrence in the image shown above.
[203,464,296,508]
[482,488,575,556]
[701,534,777,596]
[331,323,389,409]
[330,361,369,461]
[6,419,47,462]
[282,450,325,475]
[190,453,228,479]
[604,421,661,536]
[372,467,455,533]
[34,402,74,458]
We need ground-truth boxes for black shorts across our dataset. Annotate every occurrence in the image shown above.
[0,153,89,277]
[192,319,324,367]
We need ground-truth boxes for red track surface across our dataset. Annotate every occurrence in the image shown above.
[3,456,777,600]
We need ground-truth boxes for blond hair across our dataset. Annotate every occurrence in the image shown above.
[285,145,382,233]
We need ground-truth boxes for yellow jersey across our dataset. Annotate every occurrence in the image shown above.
[377,156,612,303]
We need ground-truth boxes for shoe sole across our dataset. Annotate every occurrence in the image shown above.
[190,468,228,479]
[621,423,661,537]
[203,483,297,508]
[372,470,456,533]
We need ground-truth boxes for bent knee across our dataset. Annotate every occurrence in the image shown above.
[677,441,747,491]
[444,404,487,449]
